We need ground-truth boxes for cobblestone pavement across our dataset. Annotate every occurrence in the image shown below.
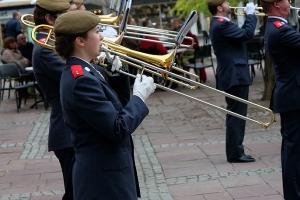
[0,65,284,200]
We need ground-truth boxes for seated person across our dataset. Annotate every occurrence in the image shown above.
[1,37,29,66]
[17,33,34,66]
[139,20,168,55]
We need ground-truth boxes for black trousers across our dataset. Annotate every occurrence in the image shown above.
[280,110,300,200]
[54,147,75,200]
[224,85,249,159]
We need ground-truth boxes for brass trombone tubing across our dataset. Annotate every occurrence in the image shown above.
[103,48,275,128]
[104,24,194,47]
[31,24,275,128]
[21,14,35,28]
[127,24,179,35]
[102,40,176,69]
[122,34,193,48]
[99,15,123,24]
[230,6,267,16]
[119,58,200,89]
[290,6,300,18]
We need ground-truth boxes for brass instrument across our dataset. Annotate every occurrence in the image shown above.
[21,13,194,48]
[230,6,267,16]
[30,13,275,128]
[290,6,300,18]
[21,14,35,28]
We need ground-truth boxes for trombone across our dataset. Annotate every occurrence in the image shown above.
[290,6,300,18]
[21,13,194,48]
[30,13,275,129]
[230,6,267,16]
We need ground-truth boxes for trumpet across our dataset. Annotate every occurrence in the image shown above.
[30,12,275,128]
[230,6,267,16]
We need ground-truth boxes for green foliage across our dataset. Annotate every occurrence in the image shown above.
[169,0,246,19]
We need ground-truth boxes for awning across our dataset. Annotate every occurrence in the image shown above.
[0,0,32,7]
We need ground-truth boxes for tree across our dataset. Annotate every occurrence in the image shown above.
[170,0,275,100]
[170,0,244,18]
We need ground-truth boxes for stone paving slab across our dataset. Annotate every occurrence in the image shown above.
[0,66,284,199]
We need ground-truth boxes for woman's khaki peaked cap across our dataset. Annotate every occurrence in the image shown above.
[36,0,70,12]
[54,10,100,35]
[73,0,84,7]
[207,0,226,6]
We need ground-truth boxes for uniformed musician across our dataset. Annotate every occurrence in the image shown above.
[31,0,81,198]
[54,10,155,199]
[261,0,300,199]
[207,0,258,163]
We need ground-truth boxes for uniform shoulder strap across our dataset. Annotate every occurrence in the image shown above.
[217,18,224,23]
[71,65,84,79]
[38,38,46,43]
[273,21,285,29]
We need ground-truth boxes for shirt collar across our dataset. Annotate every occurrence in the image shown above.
[213,16,230,21]
[268,16,288,23]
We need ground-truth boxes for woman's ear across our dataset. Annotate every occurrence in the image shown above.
[75,37,85,47]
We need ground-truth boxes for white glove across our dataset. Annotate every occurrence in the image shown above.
[133,74,156,102]
[244,2,257,15]
[97,52,105,61]
[105,52,122,72]
[97,48,122,72]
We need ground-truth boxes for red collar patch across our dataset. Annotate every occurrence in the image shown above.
[273,21,285,29]
[38,38,46,43]
[217,18,224,23]
[71,65,84,79]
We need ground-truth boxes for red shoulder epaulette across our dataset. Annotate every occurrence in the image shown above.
[71,65,84,79]
[217,18,224,23]
[273,21,284,29]
[38,38,46,43]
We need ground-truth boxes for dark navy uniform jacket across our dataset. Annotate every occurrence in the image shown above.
[265,17,300,113]
[209,15,257,90]
[32,32,72,151]
[5,18,23,40]
[60,57,148,199]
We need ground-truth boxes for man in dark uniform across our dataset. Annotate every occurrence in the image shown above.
[261,0,300,198]
[5,11,22,40]
[208,0,257,163]
[31,0,80,198]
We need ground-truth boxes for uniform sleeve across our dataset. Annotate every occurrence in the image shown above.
[221,15,257,42]
[279,26,300,49]
[38,47,65,82]
[72,76,149,141]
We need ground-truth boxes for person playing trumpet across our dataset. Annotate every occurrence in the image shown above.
[207,0,258,163]
[261,0,300,198]
[53,10,156,199]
